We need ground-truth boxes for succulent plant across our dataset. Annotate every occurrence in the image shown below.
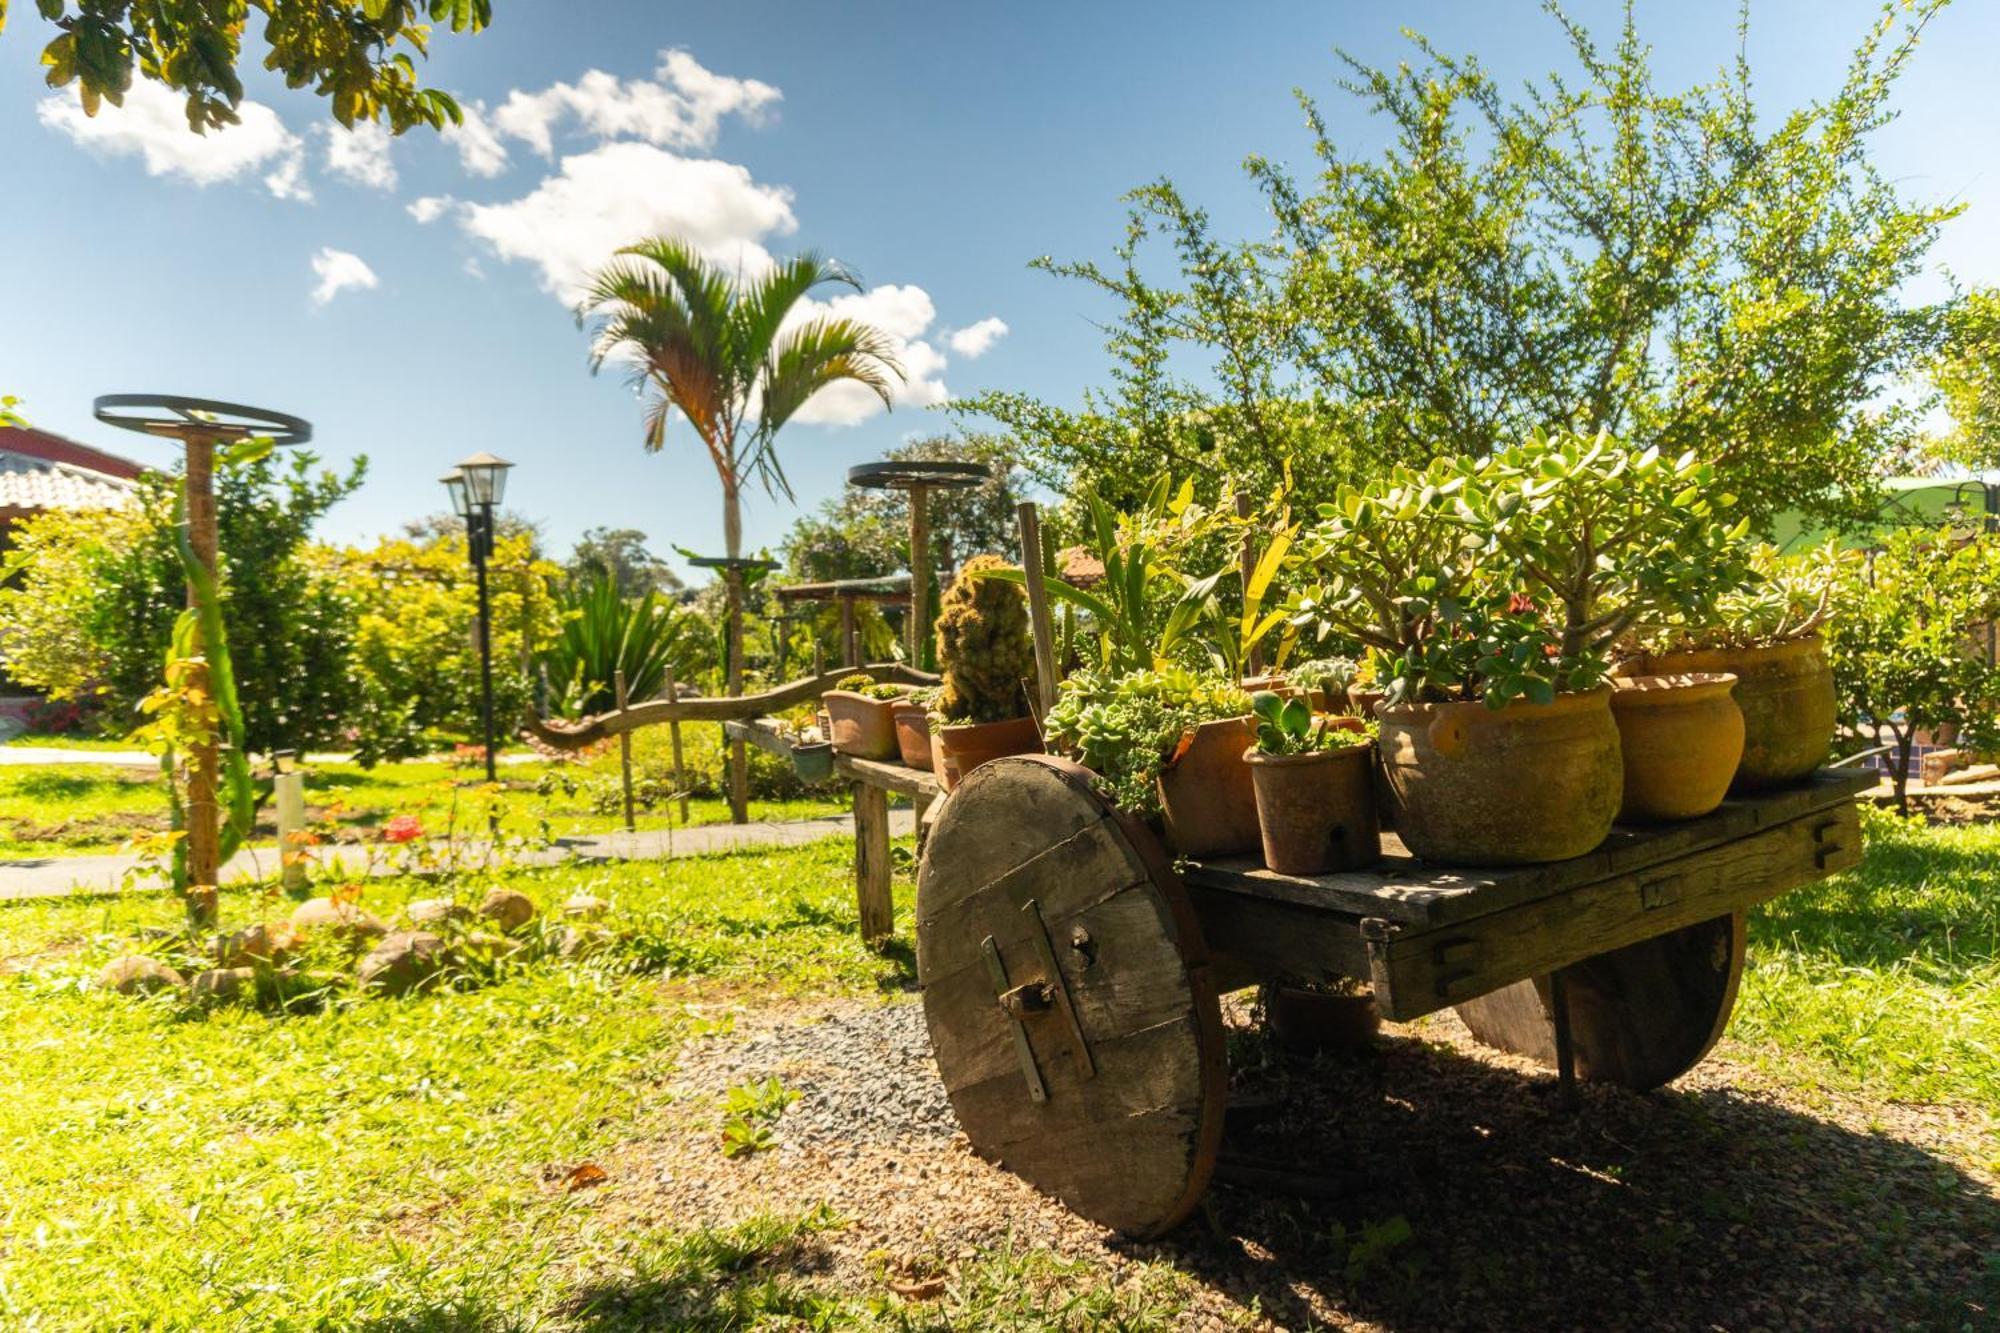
[935,554,1036,723]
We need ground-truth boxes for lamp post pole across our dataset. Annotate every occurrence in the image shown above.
[443,453,515,787]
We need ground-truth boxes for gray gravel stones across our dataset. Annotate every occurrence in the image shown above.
[680,1000,956,1149]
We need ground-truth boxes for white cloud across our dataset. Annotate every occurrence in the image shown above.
[441,100,509,177]
[407,194,456,224]
[948,317,1009,359]
[493,49,779,158]
[310,248,379,306]
[38,80,309,200]
[460,141,795,302]
[323,121,396,190]
[786,284,950,426]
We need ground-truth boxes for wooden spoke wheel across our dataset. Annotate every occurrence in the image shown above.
[1453,911,1746,1092]
[916,755,1227,1237]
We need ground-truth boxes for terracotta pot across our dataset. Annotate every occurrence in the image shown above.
[1378,688,1622,865]
[1262,985,1381,1056]
[1610,673,1744,822]
[1156,716,1261,858]
[822,691,901,760]
[891,702,935,771]
[934,715,1042,793]
[1349,688,1387,719]
[1242,741,1381,876]
[1621,636,1834,791]
[1239,673,1288,694]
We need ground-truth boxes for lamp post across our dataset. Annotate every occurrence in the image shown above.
[442,451,514,785]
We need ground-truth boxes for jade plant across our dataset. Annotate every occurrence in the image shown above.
[1042,668,1250,815]
[935,554,1036,723]
[1248,690,1365,755]
[1630,540,1846,656]
[1293,431,1757,709]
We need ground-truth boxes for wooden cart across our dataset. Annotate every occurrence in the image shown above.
[915,755,1872,1237]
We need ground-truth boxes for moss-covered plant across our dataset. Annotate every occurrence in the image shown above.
[831,672,910,702]
[1042,668,1250,816]
[934,554,1035,723]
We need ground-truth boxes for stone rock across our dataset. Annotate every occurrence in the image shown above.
[358,931,450,996]
[290,897,388,942]
[478,888,537,934]
[556,924,615,959]
[98,956,184,996]
[406,898,471,928]
[561,893,608,921]
[215,922,295,969]
[190,967,256,1004]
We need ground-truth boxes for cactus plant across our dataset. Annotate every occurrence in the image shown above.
[935,554,1036,723]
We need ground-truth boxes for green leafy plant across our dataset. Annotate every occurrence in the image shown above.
[1288,656,1360,707]
[539,568,706,720]
[934,554,1036,724]
[1041,668,1249,816]
[1825,528,2000,814]
[720,1077,797,1159]
[1247,690,1357,756]
[1634,541,1846,656]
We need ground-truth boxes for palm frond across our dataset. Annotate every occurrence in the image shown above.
[728,250,860,373]
[748,316,904,498]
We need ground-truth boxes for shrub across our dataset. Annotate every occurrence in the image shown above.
[1042,668,1249,816]
[935,554,1035,723]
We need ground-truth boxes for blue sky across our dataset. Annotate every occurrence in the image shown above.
[4,0,1996,573]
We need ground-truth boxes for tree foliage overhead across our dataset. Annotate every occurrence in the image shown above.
[1928,286,2000,470]
[964,0,1964,531]
[5,0,490,132]
[565,526,684,600]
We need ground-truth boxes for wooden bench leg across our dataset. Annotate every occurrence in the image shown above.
[853,782,894,945]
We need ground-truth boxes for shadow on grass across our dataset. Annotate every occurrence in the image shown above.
[559,1211,842,1332]
[1154,1026,1999,1331]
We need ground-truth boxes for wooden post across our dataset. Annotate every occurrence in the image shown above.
[275,767,307,893]
[614,668,635,833]
[840,594,858,668]
[183,435,220,923]
[1015,502,1058,717]
[853,781,893,944]
[662,662,690,826]
[1235,490,1262,679]
[907,482,931,668]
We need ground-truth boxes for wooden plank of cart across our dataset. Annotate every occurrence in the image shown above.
[914,756,1872,1238]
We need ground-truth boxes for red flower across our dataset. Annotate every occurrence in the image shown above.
[383,814,424,844]
[1507,592,1538,616]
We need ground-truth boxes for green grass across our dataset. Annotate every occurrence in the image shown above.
[0,727,846,858]
[0,810,1991,1327]
[1738,807,2000,1110]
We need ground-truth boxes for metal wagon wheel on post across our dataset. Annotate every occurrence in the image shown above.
[93,393,312,923]
[845,458,990,670]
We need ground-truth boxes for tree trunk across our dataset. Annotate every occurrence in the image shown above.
[723,477,749,824]
[1893,725,1914,819]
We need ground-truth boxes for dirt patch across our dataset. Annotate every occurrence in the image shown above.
[584,994,1998,1331]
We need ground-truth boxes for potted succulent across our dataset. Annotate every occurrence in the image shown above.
[891,685,939,771]
[1619,542,1845,791]
[821,672,908,761]
[1241,690,1379,875]
[1041,667,1257,853]
[1285,655,1362,713]
[932,554,1042,790]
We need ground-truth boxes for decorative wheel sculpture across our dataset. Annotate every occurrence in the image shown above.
[93,394,313,446]
[847,458,989,664]
[916,755,1228,1237]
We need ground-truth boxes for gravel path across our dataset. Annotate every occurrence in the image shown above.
[584,993,1998,1331]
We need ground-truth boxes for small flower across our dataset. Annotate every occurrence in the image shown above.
[383,814,424,844]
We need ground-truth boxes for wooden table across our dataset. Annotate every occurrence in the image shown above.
[913,758,1872,1237]
[835,752,939,943]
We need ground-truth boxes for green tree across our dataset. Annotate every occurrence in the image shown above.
[566,526,684,599]
[3,0,489,132]
[1927,286,2000,470]
[0,451,364,754]
[965,1,1959,531]
[1826,526,2000,815]
[576,237,904,820]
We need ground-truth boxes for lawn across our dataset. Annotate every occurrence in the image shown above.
[0,810,1991,1328]
[0,726,846,858]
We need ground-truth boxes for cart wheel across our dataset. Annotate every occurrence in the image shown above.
[916,755,1227,1237]
[1453,911,1746,1092]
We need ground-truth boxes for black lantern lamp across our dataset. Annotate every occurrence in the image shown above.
[442,451,515,784]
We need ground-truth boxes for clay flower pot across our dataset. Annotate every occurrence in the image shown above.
[1610,673,1744,822]
[934,715,1042,792]
[1377,687,1623,865]
[1262,984,1382,1056]
[1242,741,1381,876]
[1620,636,1834,791]
[823,690,901,761]
[892,701,935,771]
[1156,715,1261,858]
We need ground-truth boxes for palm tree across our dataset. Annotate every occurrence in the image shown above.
[578,237,904,821]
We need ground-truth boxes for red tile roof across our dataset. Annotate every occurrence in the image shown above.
[0,426,144,517]
[0,425,146,480]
